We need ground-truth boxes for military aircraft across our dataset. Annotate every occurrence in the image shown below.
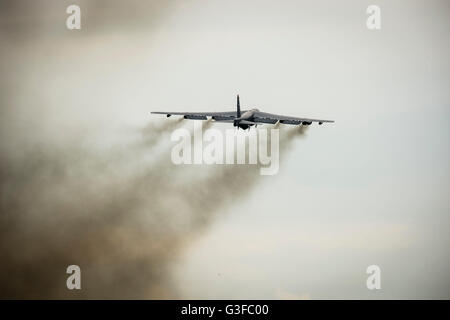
[152,95,334,130]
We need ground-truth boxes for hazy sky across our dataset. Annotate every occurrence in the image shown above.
[166,1,450,299]
[0,0,449,299]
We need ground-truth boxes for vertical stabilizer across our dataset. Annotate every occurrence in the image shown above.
[237,94,241,117]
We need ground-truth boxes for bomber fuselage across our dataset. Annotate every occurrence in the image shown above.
[233,108,260,129]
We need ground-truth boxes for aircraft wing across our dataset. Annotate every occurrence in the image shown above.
[151,111,243,121]
[253,111,334,125]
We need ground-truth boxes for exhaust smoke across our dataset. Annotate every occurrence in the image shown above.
[0,121,285,299]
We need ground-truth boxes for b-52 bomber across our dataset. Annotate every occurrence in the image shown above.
[152,95,334,130]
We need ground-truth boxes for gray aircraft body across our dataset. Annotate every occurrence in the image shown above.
[152,95,334,130]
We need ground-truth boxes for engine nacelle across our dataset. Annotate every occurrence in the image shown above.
[280,119,301,125]
[184,115,207,120]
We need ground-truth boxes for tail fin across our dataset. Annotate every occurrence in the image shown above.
[236,94,241,118]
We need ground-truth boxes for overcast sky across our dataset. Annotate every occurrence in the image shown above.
[1,0,449,299]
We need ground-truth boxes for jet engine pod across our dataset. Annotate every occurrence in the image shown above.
[257,118,278,124]
[302,121,312,125]
[213,115,234,121]
[184,115,207,120]
[280,119,301,125]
